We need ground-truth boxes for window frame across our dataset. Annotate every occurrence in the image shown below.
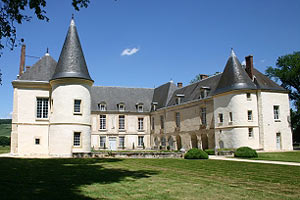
[98,103,106,111]
[246,93,251,101]
[175,112,180,128]
[74,99,82,115]
[229,112,233,122]
[118,103,125,112]
[273,105,280,121]
[201,107,207,126]
[35,138,40,145]
[160,115,164,129]
[73,132,81,147]
[248,110,253,121]
[248,128,254,138]
[218,113,223,123]
[100,136,106,149]
[119,115,125,130]
[138,136,144,147]
[36,97,49,119]
[99,114,106,130]
[138,117,144,131]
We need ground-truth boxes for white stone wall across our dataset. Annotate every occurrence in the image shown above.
[213,91,260,149]
[259,92,293,151]
[11,86,50,156]
[49,81,92,157]
[91,113,151,150]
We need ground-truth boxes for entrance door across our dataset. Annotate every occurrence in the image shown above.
[276,133,281,150]
[109,137,117,150]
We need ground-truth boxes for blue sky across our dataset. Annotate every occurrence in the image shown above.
[0,0,300,118]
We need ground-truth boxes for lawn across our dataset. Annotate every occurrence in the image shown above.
[0,146,10,154]
[0,158,299,200]
[254,151,300,163]
[0,124,11,137]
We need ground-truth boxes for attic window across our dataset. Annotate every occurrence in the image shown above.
[200,87,210,99]
[136,103,144,112]
[175,94,185,105]
[98,102,106,111]
[151,102,158,111]
[118,103,125,111]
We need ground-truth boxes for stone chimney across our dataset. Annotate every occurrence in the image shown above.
[19,45,26,76]
[26,66,30,71]
[245,55,254,80]
[200,74,209,80]
[177,82,183,88]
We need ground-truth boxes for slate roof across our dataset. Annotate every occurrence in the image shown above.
[213,50,257,95]
[51,19,92,81]
[152,82,178,109]
[253,69,286,91]
[19,54,57,81]
[91,86,154,112]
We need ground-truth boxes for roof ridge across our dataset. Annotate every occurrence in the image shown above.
[92,85,154,89]
[177,72,222,90]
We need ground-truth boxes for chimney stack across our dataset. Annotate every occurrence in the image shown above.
[200,74,209,80]
[177,82,183,88]
[245,55,254,80]
[19,45,26,76]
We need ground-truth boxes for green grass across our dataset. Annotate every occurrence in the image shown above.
[253,151,300,163]
[0,158,299,199]
[0,124,11,137]
[0,146,10,154]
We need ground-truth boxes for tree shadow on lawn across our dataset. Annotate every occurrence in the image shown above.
[0,158,158,199]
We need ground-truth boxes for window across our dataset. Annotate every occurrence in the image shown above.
[35,138,40,145]
[100,115,106,130]
[138,118,144,130]
[36,98,49,118]
[248,128,254,138]
[161,137,166,147]
[119,115,125,130]
[175,97,181,105]
[73,132,81,146]
[137,104,143,112]
[229,112,233,122]
[160,115,164,129]
[151,117,155,130]
[118,103,125,111]
[248,110,253,121]
[201,107,206,126]
[119,136,125,148]
[247,93,251,101]
[218,113,223,123]
[74,99,81,113]
[138,136,144,146]
[175,112,180,127]
[273,105,280,120]
[100,136,106,148]
[98,103,106,111]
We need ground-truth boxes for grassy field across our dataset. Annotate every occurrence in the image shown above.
[0,146,10,154]
[0,124,11,137]
[0,158,299,199]
[254,151,300,163]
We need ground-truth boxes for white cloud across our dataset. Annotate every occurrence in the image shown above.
[260,59,266,63]
[121,47,139,56]
[241,60,246,66]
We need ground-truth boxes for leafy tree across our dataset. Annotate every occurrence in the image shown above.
[0,0,91,84]
[266,52,300,142]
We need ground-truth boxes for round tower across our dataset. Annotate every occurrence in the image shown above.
[49,18,93,157]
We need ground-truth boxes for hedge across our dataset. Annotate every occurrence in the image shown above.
[234,146,258,158]
[184,148,208,159]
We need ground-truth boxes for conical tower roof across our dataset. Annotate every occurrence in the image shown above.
[213,49,256,95]
[51,18,92,81]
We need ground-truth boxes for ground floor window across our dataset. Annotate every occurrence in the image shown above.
[138,136,144,147]
[161,137,166,147]
[248,128,254,138]
[100,136,106,148]
[119,136,125,148]
[73,132,81,147]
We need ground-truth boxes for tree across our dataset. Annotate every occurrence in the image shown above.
[0,0,91,84]
[266,52,300,143]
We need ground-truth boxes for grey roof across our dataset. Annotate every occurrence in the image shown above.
[167,74,222,106]
[253,69,286,91]
[91,86,154,112]
[213,50,257,95]
[19,54,57,81]
[152,82,178,109]
[51,19,92,81]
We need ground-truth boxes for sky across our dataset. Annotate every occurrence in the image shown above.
[0,0,300,118]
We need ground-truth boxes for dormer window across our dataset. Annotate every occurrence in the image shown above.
[136,103,144,112]
[151,102,158,111]
[200,87,210,99]
[98,102,106,111]
[175,94,185,105]
[118,103,125,112]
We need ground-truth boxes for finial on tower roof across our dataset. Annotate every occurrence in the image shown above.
[72,14,74,19]
[45,47,50,56]
[70,14,75,26]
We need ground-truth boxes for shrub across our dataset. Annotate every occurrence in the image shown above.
[184,148,208,159]
[204,149,215,155]
[0,136,10,146]
[234,146,258,158]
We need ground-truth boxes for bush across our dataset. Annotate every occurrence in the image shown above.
[184,148,208,159]
[204,149,215,155]
[0,136,10,146]
[234,146,258,158]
